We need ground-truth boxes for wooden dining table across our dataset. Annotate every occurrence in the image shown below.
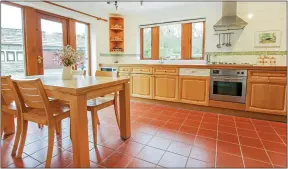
[9,75,131,167]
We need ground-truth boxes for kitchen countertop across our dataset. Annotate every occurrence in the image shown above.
[99,63,287,71]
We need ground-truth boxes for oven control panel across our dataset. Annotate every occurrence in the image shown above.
[211,69,247,77]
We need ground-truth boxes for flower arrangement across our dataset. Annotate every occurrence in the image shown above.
[54,45,84,67]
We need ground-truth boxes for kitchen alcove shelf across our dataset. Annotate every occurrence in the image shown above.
[109,16,124,53]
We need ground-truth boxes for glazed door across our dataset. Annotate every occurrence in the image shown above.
[36,13,68,75]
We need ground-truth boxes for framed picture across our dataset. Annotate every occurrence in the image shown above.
[254,30,281,47]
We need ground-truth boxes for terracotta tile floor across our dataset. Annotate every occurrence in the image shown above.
[1,101,287,168]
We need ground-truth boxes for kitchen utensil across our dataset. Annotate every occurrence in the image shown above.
[216,34,221,48]
[222,34,225,46]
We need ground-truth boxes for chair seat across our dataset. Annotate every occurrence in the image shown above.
[23,102,70,125]
[87,96,114,112]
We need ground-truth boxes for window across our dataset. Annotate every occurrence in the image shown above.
[1,51,5,61]
[140,20,205,60]
[143,28,152,59]
[191,22,204,59]
[1,3,25,76]
[76,22,89,72]
[159,24,181,60]
[7,51,15,61]
[16,51,23,61]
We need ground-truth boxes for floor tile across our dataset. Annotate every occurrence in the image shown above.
[216,152,244,168]
[236,122,255,130]
[189,110,204,116]
[187,114,203,121]
[189,145,216,164]
[218,114,234,121]
[162,122,182,131]
[147,136,171,150]
[135,117,153,124]
[235,117,252,124]
[194,136,216,150]
[241,145,270,162]
[239,136,264,149]
[218,125,237,135]
[172,112,189,119]
[251,119,271,127]
[243,158,273,168]
[183,119,201,127]
[149,120,166,128]
[179,125,198,135]
[131,132,153,145]
[202,117,217,124]
[126,158,156,168]
[267,151,287,167]
[99,136,125,150]
[217,140,241,156]
[158,152,188,168]
[155,129,178,140]
[186,158,214,168]
[117,140,144,157]
[30,146,63,163]
[269,121,287,129]
[177,108,191,114]
[100,152,133,168]
[89,145,114,164]
[168,117,185,124]
[155,115,171,122]
[49,150,73,168]
[218,132,239,144]
[274,127,287,136]
[160,110,176,117]
[200,122,217,131]
[197,128,217,139]
[254,125,276,134]
[6,156,41,168]
[136,146,165,164]
[218,119,235,127]
[237,128,258,138]
[258,132,283,143]
[167,141,192,156]
[23,139,48,155]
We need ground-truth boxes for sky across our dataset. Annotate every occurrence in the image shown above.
[1,3,86,34]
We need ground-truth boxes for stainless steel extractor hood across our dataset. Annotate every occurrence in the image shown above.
[214,2,247,31]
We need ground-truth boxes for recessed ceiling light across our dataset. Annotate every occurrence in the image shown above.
[248,13,254,19]
[140,1,144,8]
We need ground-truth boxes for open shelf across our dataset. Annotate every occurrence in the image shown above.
[109,16,124,53]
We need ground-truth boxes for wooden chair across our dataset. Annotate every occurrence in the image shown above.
[11,78,70,167]
[1,76,21,156]
[88,70,120,146]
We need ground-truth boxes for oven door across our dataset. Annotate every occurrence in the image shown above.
[210,76,247,104]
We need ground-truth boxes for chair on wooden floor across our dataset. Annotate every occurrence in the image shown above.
[87,70,120,146]
[11,78,70,167]
[1,76,21,156]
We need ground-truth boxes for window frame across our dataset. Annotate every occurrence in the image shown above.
[140,20,206,60]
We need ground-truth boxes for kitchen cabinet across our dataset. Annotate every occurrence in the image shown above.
[179,76,210,106]
[130,74,153,99]
[153,75,178,101]
[153,67,178,75]
[246,70,287,115]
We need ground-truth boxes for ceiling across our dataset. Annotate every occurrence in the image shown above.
[48,1,191,16]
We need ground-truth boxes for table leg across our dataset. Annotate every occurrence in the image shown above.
[2,113,15,137]
[119,82,131,140]
[69,95,90,167]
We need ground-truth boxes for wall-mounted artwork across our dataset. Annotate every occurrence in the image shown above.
[254,30,281,47]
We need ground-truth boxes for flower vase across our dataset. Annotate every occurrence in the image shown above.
[62,66,72,80]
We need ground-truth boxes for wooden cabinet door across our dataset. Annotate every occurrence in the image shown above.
[131,74,153,99]
[246,81,286,115]
[153,75,178,101]
[179,76,209,106]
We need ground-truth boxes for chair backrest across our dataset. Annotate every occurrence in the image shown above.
[11,78,53,121]
[95,71,118,77]
[1,76,15,105]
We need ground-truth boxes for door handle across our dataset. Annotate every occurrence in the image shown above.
[37,56,43,64]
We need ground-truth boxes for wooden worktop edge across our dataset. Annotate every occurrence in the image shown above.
[99,63,287,71]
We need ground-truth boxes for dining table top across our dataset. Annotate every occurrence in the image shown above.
[12,75,130,94]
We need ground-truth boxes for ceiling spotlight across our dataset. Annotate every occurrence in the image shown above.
[107,1,110,4]
[140,0,143,8]
[114,1,118,12]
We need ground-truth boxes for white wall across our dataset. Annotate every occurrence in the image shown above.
[99,2,287,65]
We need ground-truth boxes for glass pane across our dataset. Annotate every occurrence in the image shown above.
[192,22,203,59]
[159,24,181,60]
[213,81,243,96]
[41,19,64,75]
[143,28,151,59]
[1,4,25,76]
[76,22,88,71]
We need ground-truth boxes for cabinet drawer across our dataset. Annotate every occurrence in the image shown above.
[119,73,130,78]
[131,67,152,74]
[118,67,131,73]
[153,67,178,75]
[179,68,210,76]
[249,70,287,78]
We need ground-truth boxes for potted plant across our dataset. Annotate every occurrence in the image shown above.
[54,45,84,80]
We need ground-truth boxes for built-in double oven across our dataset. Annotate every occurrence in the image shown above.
[210,69,247,104]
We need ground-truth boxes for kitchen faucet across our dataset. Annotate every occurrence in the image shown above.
[158,57,164,64]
